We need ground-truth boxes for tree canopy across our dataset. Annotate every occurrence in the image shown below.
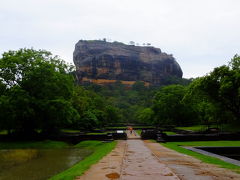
[0,49,239,135]
[152,84,195,126]
[0,49,77,134]
[193,55,240,123]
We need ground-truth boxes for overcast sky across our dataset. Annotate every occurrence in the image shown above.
[0,0,239,78]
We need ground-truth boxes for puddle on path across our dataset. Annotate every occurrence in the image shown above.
[105,172,120,179]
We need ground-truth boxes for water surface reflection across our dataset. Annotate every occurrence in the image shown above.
[0,148,92,180]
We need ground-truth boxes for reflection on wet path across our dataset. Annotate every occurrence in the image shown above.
[0,148,92,180]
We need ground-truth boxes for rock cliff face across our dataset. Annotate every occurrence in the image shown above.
[73,40,183,86]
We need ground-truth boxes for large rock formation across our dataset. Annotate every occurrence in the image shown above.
[73,40,183,86]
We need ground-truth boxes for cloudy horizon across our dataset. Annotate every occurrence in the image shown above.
[1,0,239,78]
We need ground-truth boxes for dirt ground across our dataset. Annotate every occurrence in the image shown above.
[76,131,240,180]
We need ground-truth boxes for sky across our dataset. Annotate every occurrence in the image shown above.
[0,0,239,78]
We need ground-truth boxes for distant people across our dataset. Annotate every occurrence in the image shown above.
[129,127,133,134]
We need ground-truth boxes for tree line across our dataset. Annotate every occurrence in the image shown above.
[0,49,120,135]
[140,55,240,129]
[0,48,239,135]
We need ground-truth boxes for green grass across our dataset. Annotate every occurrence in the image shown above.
[221,124,240,133]
[74,140,104,148]
[0,140,69,149]
[176,124,240,133]
[161,141,240,173]
[176,125,207,132]
[164,131,177,135]
[86,132,107,135]
[106,126,127,129]
[49,140,117,180]
[0,130,8,135]
[61,129,81,133]
[106,126,154,129]
[135,130,176,135]
[132,126,154,128]
[135,130,142,135]
[86,130,114,135]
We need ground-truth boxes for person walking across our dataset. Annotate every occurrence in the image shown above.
[129,127,133,134]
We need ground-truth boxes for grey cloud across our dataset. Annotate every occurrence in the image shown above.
[0,0,239,78]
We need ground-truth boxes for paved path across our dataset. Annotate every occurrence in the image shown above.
[77,131,179,180]
[76,131,240,180]
[121,139,179,180]
[76,140,126,180]
[145,140,240,180]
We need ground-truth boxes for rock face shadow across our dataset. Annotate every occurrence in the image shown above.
[73,40,183,86]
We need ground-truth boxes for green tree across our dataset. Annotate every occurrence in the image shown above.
[152,84,193,127]
[0,49,77,134]
[136,108,154,124]
[197,55,240,122]
[71,86,112,129]
[183,78,224,127]
[132,81,146,92]
[0,80,6,95]
[105,105,121,124]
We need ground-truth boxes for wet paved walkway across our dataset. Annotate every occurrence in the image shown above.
[121,139,179,180]
[76,140,125,180]
[76,131,240,180]
[146,140,240,180]
[77,131,179,180]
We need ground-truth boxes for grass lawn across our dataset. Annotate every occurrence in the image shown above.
[86,132,108,135]
[161,141,240,173]
[135,130,176,136]
[135,130,142,135]
[0,130,8,135]
[0,140,69,149]
[106,126,127,129]
[106,126,154,130]
[221,124,240,133]
[61,129,81,133]
[176,124,240,133]
[175,125,208,132]
[164,131,177,135]
[49,140,117,180]
[132,126,154,128]
[85,131,113,135]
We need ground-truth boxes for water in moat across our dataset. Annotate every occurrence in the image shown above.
[0,148,92,180]
[197,147,240,161]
